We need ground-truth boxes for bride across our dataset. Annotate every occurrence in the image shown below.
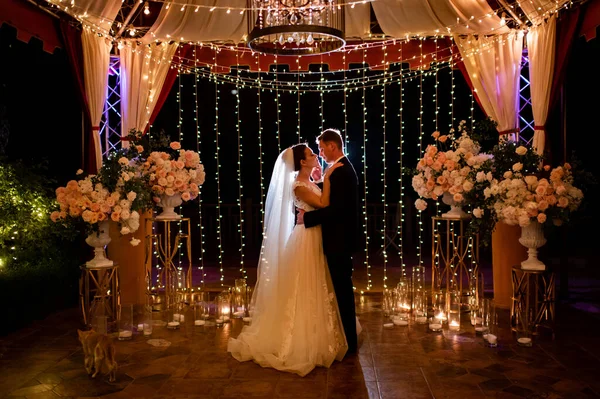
[227,143,348,377]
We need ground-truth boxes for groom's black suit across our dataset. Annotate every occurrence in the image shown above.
[304,156,359,352]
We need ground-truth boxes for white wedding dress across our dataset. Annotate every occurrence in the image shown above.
[227,179,348,377]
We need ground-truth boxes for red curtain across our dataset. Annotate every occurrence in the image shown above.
[58,21,97,173]
[145,44,193,133]
[548,6,584,115]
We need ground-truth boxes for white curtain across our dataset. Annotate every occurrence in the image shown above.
[345,3,371,39]
[82,27,112,171]
[47,0,122,35]
[455,31,524,136]
[517,0,568,27]
[142,0,247,43]
[527,15,556,155]
[119,41,179,137]
[372,0,509,38]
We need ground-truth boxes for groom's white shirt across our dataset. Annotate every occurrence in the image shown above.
[332,155,346,165]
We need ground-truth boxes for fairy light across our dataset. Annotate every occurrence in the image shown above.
[319,54,324,133]
[417,39,424,268]
[274,55,281,153]
[256,53,266,220]
[235,51,246,280]
[381,45,388,289]
[361,47,371,291]
[296,56,301,143]
[176,71,184,287]
[193,47,206,286]
[434,37,441,277]
[342,52,354,284]
[213,52,224,286]
[450,37,456,128]
[397,42,406,279]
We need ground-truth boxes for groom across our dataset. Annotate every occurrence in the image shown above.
[299,128,359,353]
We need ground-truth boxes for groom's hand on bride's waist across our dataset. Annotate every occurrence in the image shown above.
[297,209,305,225]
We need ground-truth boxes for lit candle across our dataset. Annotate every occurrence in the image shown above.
[173,313,185,322]
[517,337,532,345]
[449,320,460,331]
[487,334,497,345]
[383,323,394,328]
[429,323,442,331]
[416,316,427,324]
[393,319,408,326]
[137,323,144,331]
[167,321,180,329]
[118,330,132,339]
[233,311,244,317]
[216,318,224,324]
[242,317,252,323]
[194,320,206,326]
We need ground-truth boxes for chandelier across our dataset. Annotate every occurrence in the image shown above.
[247,0,346,55]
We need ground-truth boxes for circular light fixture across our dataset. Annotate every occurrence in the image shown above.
[247,0,346,55]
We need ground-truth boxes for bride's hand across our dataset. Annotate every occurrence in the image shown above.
[324,162,343,179]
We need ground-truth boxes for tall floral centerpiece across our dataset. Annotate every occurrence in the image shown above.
[484,144,584,270]
[142,141,206,220]
[50,141,153,267]
[412,120,493,219]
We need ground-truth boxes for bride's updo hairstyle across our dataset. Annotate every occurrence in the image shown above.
[291,143,309,172]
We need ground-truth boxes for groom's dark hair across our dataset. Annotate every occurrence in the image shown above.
[317,129,343,150]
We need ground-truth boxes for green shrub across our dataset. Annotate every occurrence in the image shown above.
[0,159,84,334]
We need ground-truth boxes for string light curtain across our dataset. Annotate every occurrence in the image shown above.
[82,27,113,171]
[371,0,509,37]
[119,41,179,136]
[455,31,524,135]
[527,15,556,155]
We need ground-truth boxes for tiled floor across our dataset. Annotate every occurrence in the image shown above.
[1,291,600,399]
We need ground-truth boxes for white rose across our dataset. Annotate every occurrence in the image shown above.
[120,226,131,235]
[472,208,484,218]
[130,238,141,246]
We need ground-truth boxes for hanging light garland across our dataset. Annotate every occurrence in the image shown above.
[235,51,246,281]
[213,53,225,286]
[381,45,388,290]
[193,52,206,286]
[361,47,371,291]
[397,42,406,280]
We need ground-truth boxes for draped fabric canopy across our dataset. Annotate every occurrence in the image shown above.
[120,41,179,136]
[139,0,509,43]
[455,31,524,135]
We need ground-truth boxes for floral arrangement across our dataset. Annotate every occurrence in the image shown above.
[142,141,206,204]
[50,135,153,245]
[49,129,206,245]
[486,158,584,227]
[412,120,493,212]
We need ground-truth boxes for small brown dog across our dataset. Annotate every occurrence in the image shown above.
[77,329,117,382]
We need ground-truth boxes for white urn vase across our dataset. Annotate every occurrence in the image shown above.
[518,221,547,271]
[156,193,183,220]
[441,192,469,219]
[85,220,113,268]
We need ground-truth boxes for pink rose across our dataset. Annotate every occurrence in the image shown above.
[50,211,61,222]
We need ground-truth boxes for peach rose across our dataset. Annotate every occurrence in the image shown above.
[537,213,547,223]
[170,142,182,150]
